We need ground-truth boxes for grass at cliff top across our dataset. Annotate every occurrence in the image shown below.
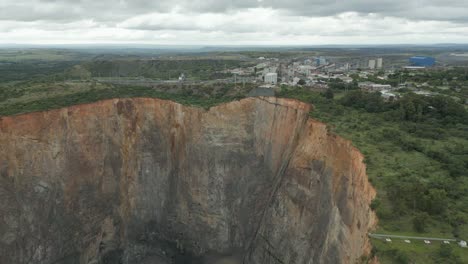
[1,82,467,263]
[0,81,249,116]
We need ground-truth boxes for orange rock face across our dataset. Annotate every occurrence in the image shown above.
[0,97,376,264]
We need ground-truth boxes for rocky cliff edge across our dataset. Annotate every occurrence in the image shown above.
[0,97,376,264]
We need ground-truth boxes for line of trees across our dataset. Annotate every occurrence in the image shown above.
[339,90,468,124]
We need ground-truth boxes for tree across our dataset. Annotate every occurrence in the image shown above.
[324,89,334,99]
[434,244,462,264]
[364,92,385,112]
[401,99,416,121]
[438,244,454,258]
[413,212,429,233]
[416,104,423,122]
[298,79,306,86]
[339,91,385,112]
[394,250,410,264]
[423,189,448,215]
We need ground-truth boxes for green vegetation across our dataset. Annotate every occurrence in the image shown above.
[413,212,430,233]
[0,61,79,83]
[371,238,465,264]
[0,81,255,116]
[328,77,359,90]
[80,59,250,80]
[389,68,468,90]
[0,49,86,62]
[0,49,92,82]
[389,68,467,100]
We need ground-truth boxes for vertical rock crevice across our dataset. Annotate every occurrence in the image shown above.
[245,100,310,262]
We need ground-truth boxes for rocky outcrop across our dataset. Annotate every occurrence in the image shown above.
[0,97,376,264]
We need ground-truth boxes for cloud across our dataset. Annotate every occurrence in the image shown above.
[0,0,467,44]
[2,0,468,22]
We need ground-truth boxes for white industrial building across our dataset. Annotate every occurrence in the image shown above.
[263,67,277,75]
[358,82,392,91]
[377,58,383,69]
[343,63,350,71]
[368,59,376,69]
[264,73,278,85]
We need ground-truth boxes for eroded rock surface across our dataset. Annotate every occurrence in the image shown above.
[0,97,376,264]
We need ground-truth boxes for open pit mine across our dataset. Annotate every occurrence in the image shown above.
[0,97,376,264]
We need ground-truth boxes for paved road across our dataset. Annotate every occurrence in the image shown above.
[369,233,457,242]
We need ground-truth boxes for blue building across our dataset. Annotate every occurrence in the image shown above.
[409,56,436,67]
[316,56,327,66]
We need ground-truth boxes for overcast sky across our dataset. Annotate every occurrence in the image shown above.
[1,0,468,45]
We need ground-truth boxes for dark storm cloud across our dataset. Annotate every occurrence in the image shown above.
[1,0,468,23]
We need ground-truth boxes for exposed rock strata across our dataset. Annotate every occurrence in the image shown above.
[0,97,376,264]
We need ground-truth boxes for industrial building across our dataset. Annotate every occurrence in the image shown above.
[368,59,376,69]
[377,58,383,69]
[358,82,392,92]
[264,72,278,85]
[263,66,277,75]
[409,56,435,67]
[316,57,327,66]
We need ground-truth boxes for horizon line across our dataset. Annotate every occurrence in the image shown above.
[1,43,468,48]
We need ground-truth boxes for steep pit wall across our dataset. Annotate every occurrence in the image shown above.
[0,97,376,264]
